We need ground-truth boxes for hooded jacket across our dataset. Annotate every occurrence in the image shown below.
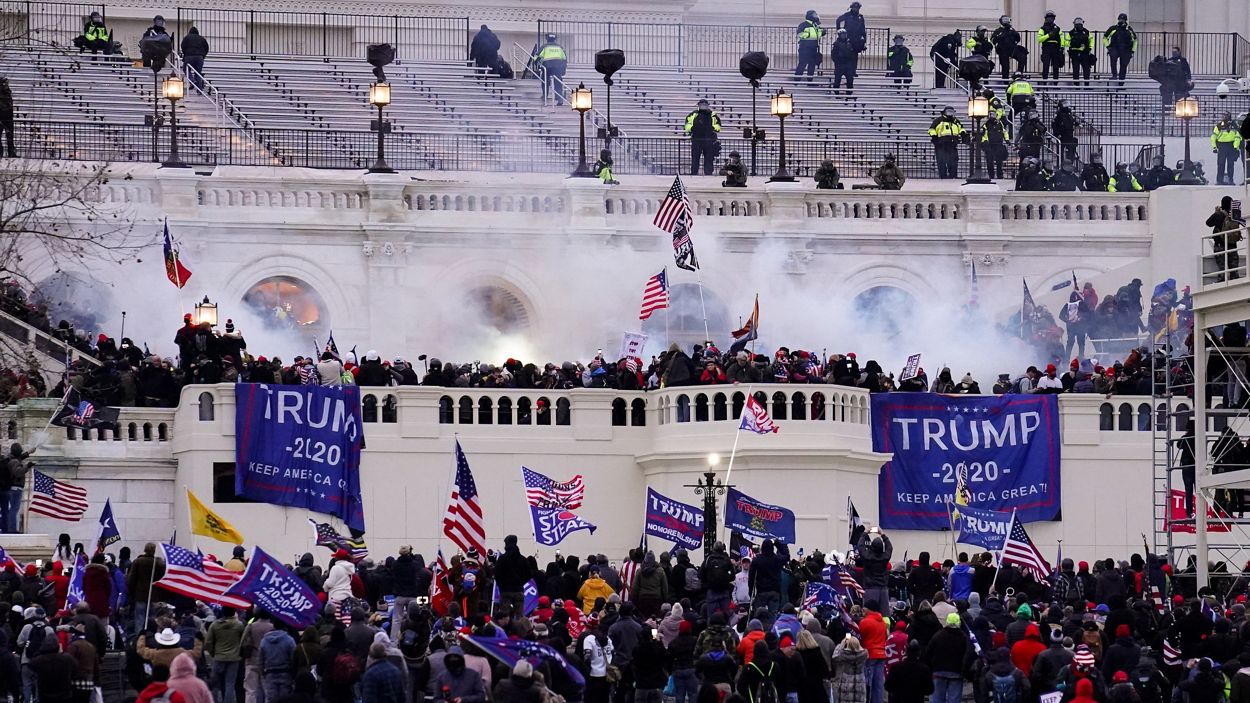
[168,652,214,703]
[325,559,357,603]
[856,533,893,588]
[294,553,324,591]
[633,555,669,602]
[1009,624,1046,676]
[392,552,431,598]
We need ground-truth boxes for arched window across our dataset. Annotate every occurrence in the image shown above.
[462,286,531,336]
[5,420,15,439]
[676,394,691,423]
[732,392,746,419]
[439,396,454,424]
[612,399,627,426]
[498,397,513,425]
[639,283,731,352]
[362,395,378,423]
[143,423,153,441]
[851,286,920,337]
[1175,404,1191,432]
[713,393,727,421]
[157,423,168,441]
[631,398,647,426]
[458,396,474,424]
[127,422,137,441]
[770,392,786,420]
[1099,403,1113,431]
[556,398,571,426]
[242,275,329,336]
[478,397,493,425]
[791,392,807,420]
[811,392,826,421]
[518,397,533,425]
[695,394,709,422]
[1117,403,1133,431]
[537,397,552,426]
[383,394,398,423]
[198,392,215,421]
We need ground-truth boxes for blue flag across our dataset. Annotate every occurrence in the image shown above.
[871,393,1061,530]
[234,384,366,532]
[96,499,120,550]
[523,579,540,616]
[724,487,796,543]
[65,552,87,609]
[225,547,321,630]
[644,488,705,550]
[464,635,586,688]
[530,506,597,546]
[952,504,1013,552]
[803,582,837,609]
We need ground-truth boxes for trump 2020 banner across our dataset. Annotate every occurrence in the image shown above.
[953,504,1013,552]
[234,384,366,532]
[645,488,705,550]
[225,547,321,630]
[871,393,1061,530]
[724,488,796,543]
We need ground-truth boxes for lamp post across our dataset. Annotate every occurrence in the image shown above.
[964,95,991,184]
[160,74,188,169]
[769,88,795,182]
[684,455,734,558]
[570,82,594,177]
[368,82,394,174]
[194,295,218,327]
[1175,96,1200,184]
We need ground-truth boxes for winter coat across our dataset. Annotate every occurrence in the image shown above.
[82,562,112,618]
[576,577,614,614]
[294,553,324,592]
[978,648,1030,703]
[633,564,669,602]
[206,616,245,662]
[860,612,888,659]
[799,647,830,703]
[494,546,530,592]
[138,633,203,671]
[924,627,968,675]
[168,652,214,703]
[1102,636,1140,682]
[126,553,165,600]
[1009,625,1046,677]
[325,560,357,603]
[886,655,934,703]
[831,643,869,703]
[391,553,430,598]
[179,31,208,58]
[857,534,893,588]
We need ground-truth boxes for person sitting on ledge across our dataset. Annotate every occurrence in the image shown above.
[872,154,906,190]
[720,151,747,187]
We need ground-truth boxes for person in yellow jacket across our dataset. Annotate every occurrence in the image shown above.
[1037,11,1065,81]
[577,566,616,614]
[1211,112,1244,185]
[928,106,967,179]
[535,34,567,105]
[685,98,722,176]
[1066,17,1094,85]
[1006,73,1035,115]
[1108,162,1143,192]
[81,11,112,55]
[794,10,825,80]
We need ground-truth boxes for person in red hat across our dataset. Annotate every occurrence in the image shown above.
[1036,363,1064,392]
[1102,624,1140,681]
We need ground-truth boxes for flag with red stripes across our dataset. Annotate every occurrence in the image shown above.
[1000,512,1051,583]
[638,269,670,321]
[443,441,486,556]
[157,543,250,609]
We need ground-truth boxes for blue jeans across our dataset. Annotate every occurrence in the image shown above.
[133,599,151,635]
[23,663,38,703]
[931,674,963,703]
[212,659,240,703]
[673,668,699,703]
[0,488,22,533]
[262,672,291,701]
[753,591,781,616]
[864,659,885,703]
[703,590,732,619]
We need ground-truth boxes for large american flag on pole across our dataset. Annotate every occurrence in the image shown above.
[638,269,670,321]
[1000,511,1051,583]
[29,470,89,521]
[157,543,250,609]
[443,440,486,556]
[652,177,699,271]
[522,467,585,509]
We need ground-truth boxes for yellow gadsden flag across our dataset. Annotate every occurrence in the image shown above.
[187,490,245,545]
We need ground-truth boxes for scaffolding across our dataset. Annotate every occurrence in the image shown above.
[1154,220,1250,593]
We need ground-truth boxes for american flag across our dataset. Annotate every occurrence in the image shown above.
[157,543,250,609]
[443,440,486,556]
[336,598,354,627]
[638,269,670,321]
[652,176,692,234]
[619,533,647,601]
[1000,512,1051,583]
[308,519,369,560]
[71,400,95,424]
[1162,637,1182,666]
[297,362,320,385]
[29,470,89,521]
[522,467,585,509]
[0,545,22,571]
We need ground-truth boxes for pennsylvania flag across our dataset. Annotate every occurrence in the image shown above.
[163,220,192,289]
[187,490,245,545]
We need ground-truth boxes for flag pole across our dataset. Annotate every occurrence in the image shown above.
[723,384,753,489]
[694,267,711,344]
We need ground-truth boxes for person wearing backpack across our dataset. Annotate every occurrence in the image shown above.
[978,647,1030,703]
[17,605,55,703]
[316,627,359,703]
[740,640,782,703]
[701,542,736,619]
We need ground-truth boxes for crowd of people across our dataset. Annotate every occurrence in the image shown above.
[2,526,1249,703]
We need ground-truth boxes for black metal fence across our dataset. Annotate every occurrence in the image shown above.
[0,1,101,49]
[537,20,895,72]
[956,29,1248,77]
[1040,91,1250,137]
[12,119,1157,181]
[172,8,468,61]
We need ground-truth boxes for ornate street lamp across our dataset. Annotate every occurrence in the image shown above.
[368,82,394,174]
[965,95,991,184]
[570,82,594,177]
[1174,96,1200,185]
[160,74,188,169]
[769,88,795,182]
[194,295,218,327]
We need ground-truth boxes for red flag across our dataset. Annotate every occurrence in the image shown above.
[163,221,192,289]
[430,548,452,616]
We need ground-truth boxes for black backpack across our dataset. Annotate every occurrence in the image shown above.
[23,622,48,658]
[705,556,734,591]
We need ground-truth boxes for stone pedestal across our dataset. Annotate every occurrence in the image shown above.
[1,533,53,565]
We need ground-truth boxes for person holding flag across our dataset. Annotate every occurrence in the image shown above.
[855,525,892,615]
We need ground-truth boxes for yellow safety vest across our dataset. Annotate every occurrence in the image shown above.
[981,122,1008,143]
[1103,25,1138,52]
[1212,122,1243,150]
[1038,25,1064,46]
[538,45,566,62]
[928,118,964,139]
[85,23,109,42]
[798,20,823,41]
[1108,174,1142,192]
[685,110,721,134]
[1006,80,1034,98]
